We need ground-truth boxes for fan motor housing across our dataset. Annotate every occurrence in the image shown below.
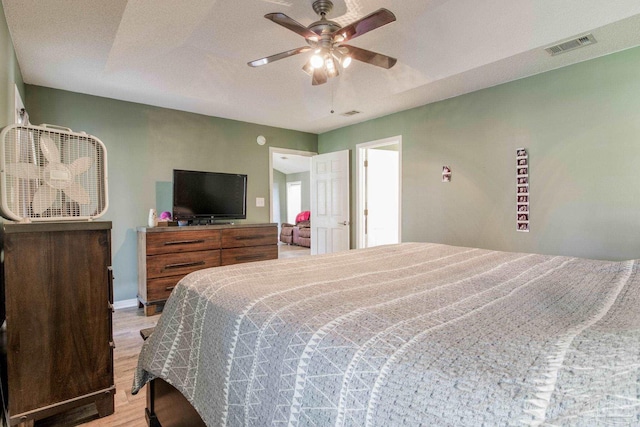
[0,123,109,222]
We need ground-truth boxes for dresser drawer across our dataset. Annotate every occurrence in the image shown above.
[221,245,278,266]
[146,276,184,302]
[221,227,276,248]
[146,229,221,255]
[147,249,221,279]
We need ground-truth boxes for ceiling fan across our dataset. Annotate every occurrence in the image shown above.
[248,0,397,85]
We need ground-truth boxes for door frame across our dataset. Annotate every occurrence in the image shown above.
[355,136,402,249]
[269,147,316,224]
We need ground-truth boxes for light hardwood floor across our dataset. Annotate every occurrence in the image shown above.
[37,307,159,427]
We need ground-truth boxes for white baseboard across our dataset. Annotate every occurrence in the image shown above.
[114,298,139,310]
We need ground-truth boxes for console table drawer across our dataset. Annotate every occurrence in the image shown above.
[221,245,278,266]
[146,276,184,302]
[222,227,276,248]
[147,250,221,279]
[146,230,221,255]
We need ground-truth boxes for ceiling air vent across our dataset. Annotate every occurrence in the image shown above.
[341,110,361,117]
[545,34,597,56]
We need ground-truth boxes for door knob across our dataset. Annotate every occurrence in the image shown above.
[339,221,350,226]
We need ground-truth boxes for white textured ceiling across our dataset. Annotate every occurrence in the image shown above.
[3,0,640,134]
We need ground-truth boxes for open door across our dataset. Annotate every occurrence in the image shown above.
[311,150,350,255]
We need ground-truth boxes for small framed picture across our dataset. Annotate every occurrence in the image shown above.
[517,167,528,176]
[517,149,527,157]
[518,195,529,203]
[517,204,529,213]
[518,213,529,221]
[442,166,452,182]
[517,222,530,232]
[517,158,528,166]
[518,176,528,185]
[517,186,529,194]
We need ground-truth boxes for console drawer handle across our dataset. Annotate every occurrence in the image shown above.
[164,260,206,270]
[165,286,175,292]
[164,239,205,246]
[234,235,263,240]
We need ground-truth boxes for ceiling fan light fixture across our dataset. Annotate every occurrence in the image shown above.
[325,56,339,77]
[302,61,314,76]
[310,53,324,68]
[325,56,335,70]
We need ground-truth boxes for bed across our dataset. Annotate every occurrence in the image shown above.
[132,242,640,426]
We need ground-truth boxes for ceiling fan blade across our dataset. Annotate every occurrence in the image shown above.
[265,13,320,41]
[248,46,312,67]
[332,8,396,43]
[341,45,397,69]
[312,67,328,86]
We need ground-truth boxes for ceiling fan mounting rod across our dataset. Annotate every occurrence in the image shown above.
[312,0,334,18]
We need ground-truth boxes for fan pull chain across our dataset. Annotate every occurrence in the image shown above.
[330,78,335,114]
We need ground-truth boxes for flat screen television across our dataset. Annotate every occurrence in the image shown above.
[172,169,247,222]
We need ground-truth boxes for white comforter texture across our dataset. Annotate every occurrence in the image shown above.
[133,243,640,426]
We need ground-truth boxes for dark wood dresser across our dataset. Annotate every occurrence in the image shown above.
[137,223,277,316]
[0,221,114,427]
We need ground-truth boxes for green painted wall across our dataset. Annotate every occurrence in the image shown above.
[319,46,640,261]
[0,1,23,127]
[25,85,317,301]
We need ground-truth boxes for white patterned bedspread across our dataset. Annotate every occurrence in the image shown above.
[132,243,640,426]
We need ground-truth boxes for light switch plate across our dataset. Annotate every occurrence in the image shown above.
[256,197,265,207]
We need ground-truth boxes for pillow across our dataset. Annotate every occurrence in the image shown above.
[296,211,310,223]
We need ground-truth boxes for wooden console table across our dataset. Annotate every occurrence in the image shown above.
[137,223,277,316]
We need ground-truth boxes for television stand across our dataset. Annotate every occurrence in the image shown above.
[137,223,277,316]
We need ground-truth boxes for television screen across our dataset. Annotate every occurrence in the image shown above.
[173,169,247,221]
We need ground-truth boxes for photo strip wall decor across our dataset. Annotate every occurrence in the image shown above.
[516,148,529,232]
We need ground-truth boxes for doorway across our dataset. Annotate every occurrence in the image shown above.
[356,136,402,248]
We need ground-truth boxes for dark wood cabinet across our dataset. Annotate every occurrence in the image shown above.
[138,223,277,316]
[0,222,114,427]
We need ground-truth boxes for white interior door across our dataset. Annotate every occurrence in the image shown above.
[311,150,350,255]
